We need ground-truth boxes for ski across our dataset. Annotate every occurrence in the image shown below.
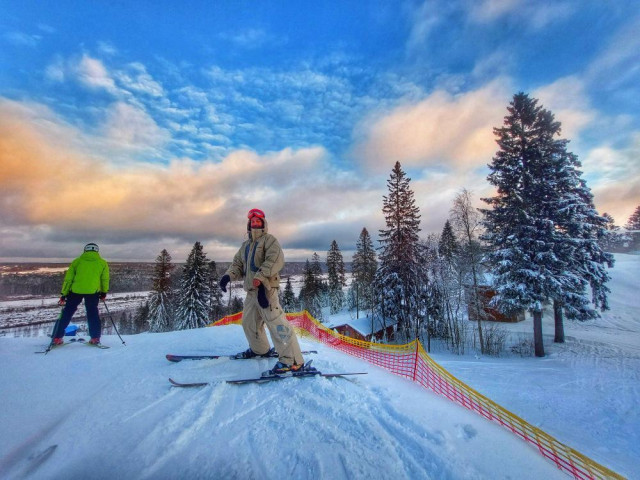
[85,342,110,349]
[168,371,367,388]
[165,350,317,363]
[34,338,86,353]
[169,378,210,388]
[227,371,367,385]
[35,343,68,354]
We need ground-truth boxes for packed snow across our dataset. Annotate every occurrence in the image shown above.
[0,254,638,479]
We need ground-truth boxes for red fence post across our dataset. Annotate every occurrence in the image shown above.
[412,339,420,381]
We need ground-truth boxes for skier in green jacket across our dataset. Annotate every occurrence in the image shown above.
[52,243,110,346]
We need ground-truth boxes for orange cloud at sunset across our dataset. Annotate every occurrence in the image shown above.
[353,80,511,173]
[0,99,337,247]
[1,91,637,262]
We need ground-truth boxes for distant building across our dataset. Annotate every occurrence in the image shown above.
[326,316,398,342]
[467,285,524,323]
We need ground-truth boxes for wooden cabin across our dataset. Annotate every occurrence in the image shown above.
[329,316,397,342]
[467,285,524,323]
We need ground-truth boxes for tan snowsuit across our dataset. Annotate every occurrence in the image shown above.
[225,219,304,366]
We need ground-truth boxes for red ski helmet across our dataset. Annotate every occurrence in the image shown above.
[247,208,265,219]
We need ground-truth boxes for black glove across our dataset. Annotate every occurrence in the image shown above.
[99,292,107,301]
[58,296,66,306]
[257,284,270,309]
[219,274,230,292]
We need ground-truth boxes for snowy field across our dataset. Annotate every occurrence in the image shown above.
[0,291,149,335]
[0,254,637,479]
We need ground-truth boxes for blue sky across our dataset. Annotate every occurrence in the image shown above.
[1,0,638,262]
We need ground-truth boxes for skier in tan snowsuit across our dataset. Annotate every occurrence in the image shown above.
[220,208,308,375]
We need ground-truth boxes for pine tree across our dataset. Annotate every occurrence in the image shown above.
[118,311,133,335]
[626,205,640,250]
[148,249,174,332]
[438,220,458,266]
[300,254,324,321]
[482,92,612,356]
[551,153,614,324]
[174,242,211,330]
[133,301,150,333]
[351,227,378,316]
[377,161,422,340]
[482,93,566,356]
[229,296,244,315]
[282,277,297,312]
[599,213,622,252]
[327,240,346,314]
[207,260,224,322]
[626,205,640,230]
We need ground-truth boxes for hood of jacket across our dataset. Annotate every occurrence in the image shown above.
[248,217,269,242]
[80,251,102,261]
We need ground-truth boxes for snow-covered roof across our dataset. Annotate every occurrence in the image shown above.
[326,314,398,337]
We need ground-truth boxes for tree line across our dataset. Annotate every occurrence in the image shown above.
[142,244,235,333]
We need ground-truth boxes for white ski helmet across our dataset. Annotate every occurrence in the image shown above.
[84,243,99,252]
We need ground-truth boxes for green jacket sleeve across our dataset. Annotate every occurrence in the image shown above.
[61,260,78,296]
[100,260,110,293]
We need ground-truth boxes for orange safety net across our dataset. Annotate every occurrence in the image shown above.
[209,310,623,480]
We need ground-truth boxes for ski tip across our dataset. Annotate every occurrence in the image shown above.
[169,378,210,388]
[166,354,182,362]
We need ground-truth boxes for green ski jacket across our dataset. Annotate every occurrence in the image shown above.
[61,251,110,296]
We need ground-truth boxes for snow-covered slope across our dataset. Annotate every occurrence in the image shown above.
[1,327,567,480]
[0,254,637,479]
[435,254,639,478]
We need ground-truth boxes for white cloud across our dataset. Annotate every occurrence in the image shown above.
[76,54,117,93]
[45,56,66,82]
[468,0,522,23]
[218,28,285,49]
[97,41,118,56]
[115,63,164,97]
[0,98,381,260]
[353,79,512,173]
[37,24,56,34]
[406,1,445,51]
[3,31,41,47]
[102,102,170,151]
[533,76,596,140]
[468,0,575,29]
[585,16,640,93]
[582,133,640,225]
[471,49,515,82]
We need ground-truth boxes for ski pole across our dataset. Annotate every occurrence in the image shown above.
[44,306,64,355]
[101,299,126,346]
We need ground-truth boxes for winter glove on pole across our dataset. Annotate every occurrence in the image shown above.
[58,296,66,306]
[99,292,107,301]
[257,284,269,309]
[219,274,230,292]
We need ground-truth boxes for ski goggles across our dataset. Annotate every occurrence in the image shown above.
[247,208,265,220]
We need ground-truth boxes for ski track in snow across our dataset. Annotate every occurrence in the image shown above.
[2,330,568,479]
